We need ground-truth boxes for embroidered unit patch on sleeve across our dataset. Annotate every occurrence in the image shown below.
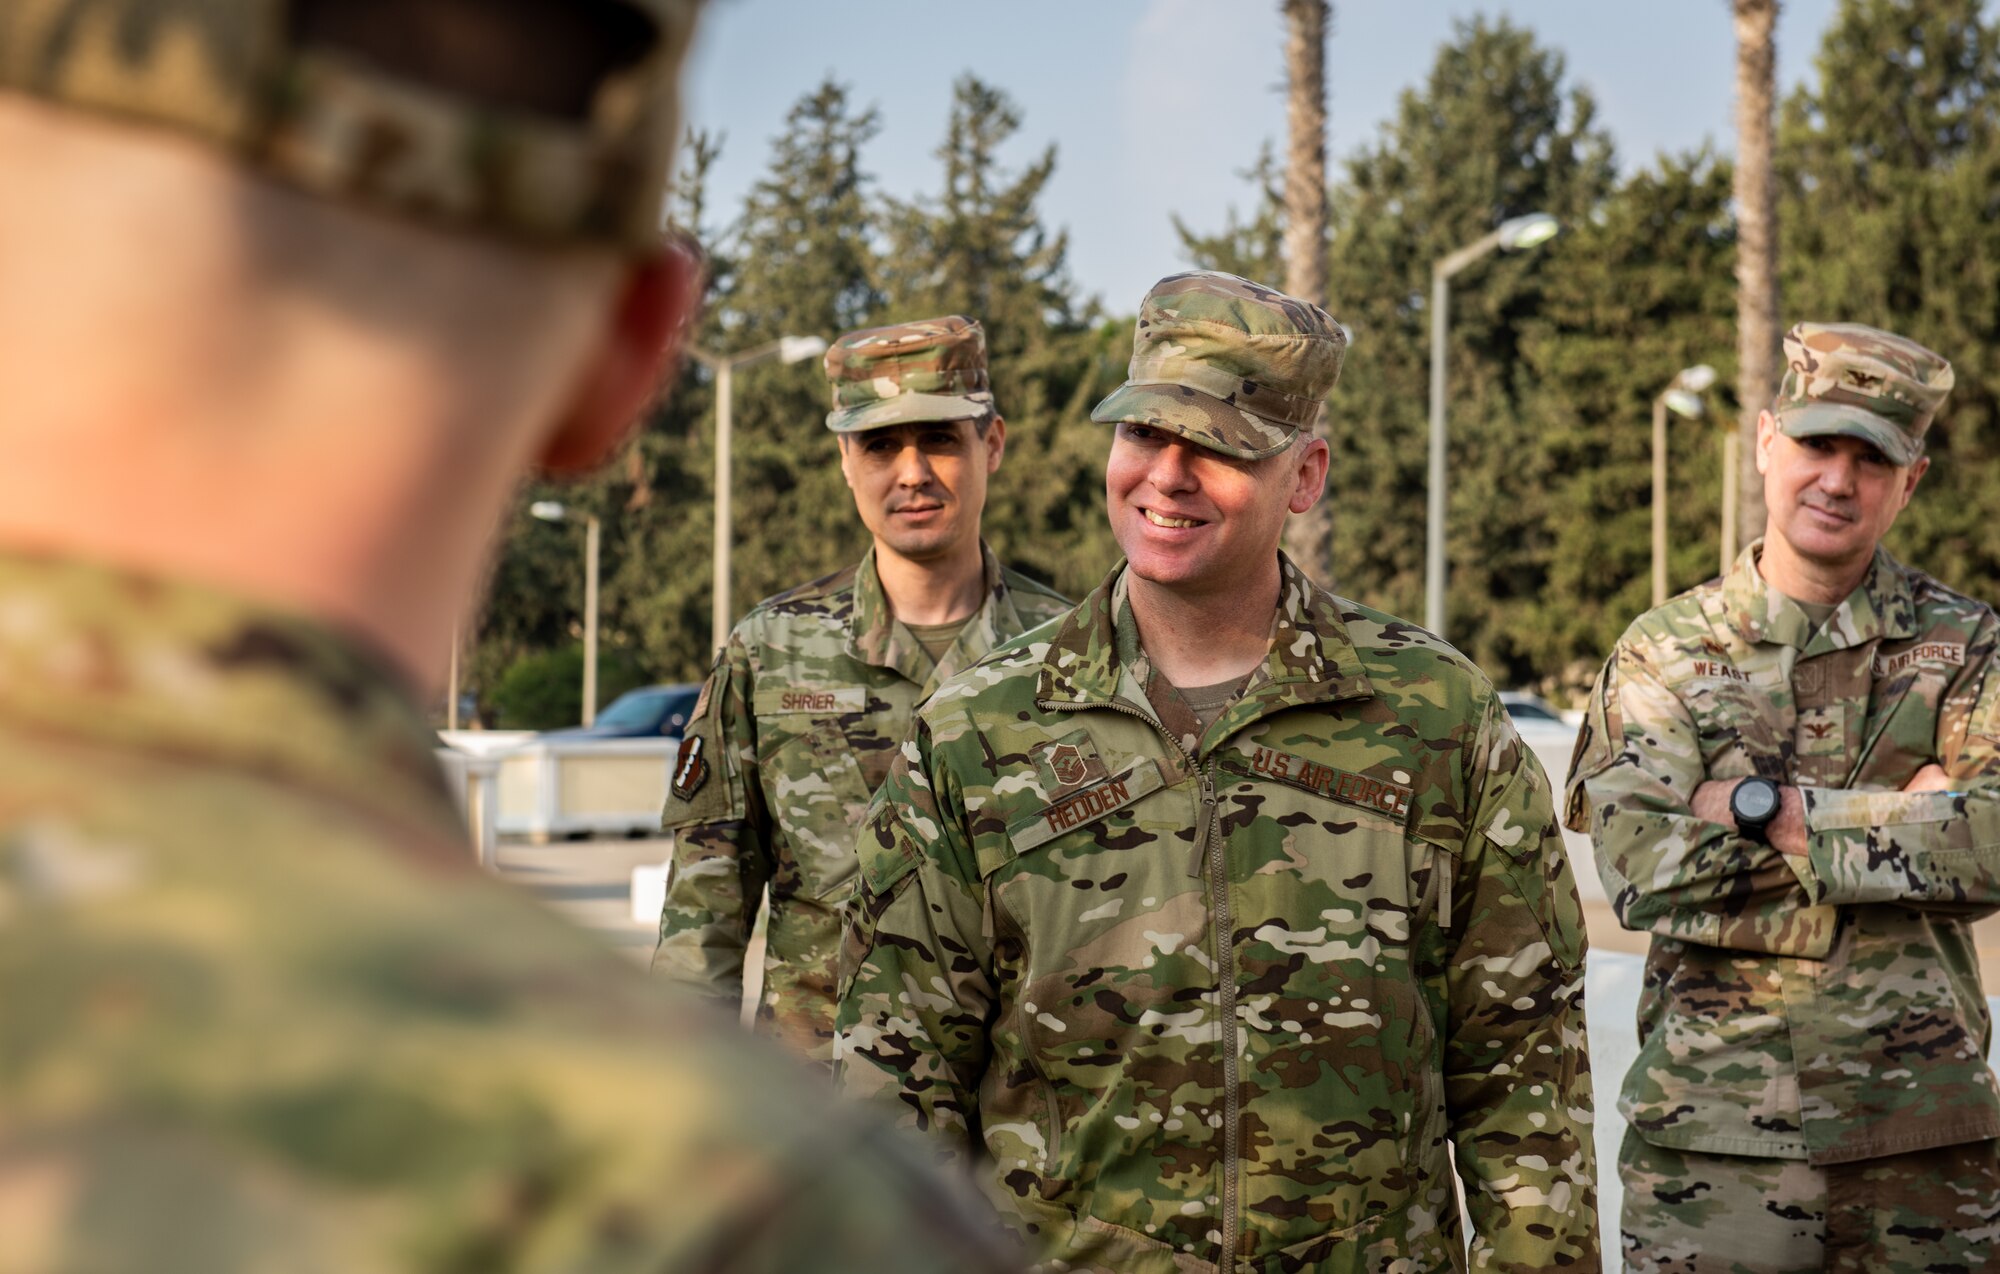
[671,735,709,801]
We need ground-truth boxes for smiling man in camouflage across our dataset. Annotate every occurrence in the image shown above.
[1568,322,2000,1269]
[837,270,1597,1272]
[654,315,1068,1059]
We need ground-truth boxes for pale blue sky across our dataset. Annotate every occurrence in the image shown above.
[683,1,1850,311]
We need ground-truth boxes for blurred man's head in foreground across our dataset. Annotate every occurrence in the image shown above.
[0,0,704,684]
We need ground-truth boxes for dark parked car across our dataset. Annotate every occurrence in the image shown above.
[539,683,702,741]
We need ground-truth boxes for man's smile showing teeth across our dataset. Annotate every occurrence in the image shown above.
[1144,509,1203,529]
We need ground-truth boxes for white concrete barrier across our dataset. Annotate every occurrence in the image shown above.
[438,729,535,756]
[493,738,677,841]
[432,747,501,868]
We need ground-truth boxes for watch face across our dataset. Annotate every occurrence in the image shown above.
[1735,779,1780,822]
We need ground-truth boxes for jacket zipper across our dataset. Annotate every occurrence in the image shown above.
[1198,763,1240,1266]
[1041,698,1239,1267]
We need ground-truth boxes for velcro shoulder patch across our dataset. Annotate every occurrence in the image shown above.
[752,685,867,716]
[670,736,709,801]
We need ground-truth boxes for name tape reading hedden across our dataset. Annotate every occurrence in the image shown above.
[1043,775,1135,835]
[1248,746,1412,819]
[1876,642,1967,678]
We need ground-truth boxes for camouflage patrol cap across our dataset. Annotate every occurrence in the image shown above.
[824,315,995,433]
[1773,322,1954,466]
[0,0,700,251]
[1090,271,1347,461]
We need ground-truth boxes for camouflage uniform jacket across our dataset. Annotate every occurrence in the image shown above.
[1566,542,2000,1165]
[0,553,1019,1274]
[838,555,1596,1274]
[655,544,1068,1057]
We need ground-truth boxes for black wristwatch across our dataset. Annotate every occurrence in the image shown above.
[1730,776,1782,844]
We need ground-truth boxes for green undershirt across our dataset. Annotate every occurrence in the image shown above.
[904,617,972,664]
[1177,673,1253,735]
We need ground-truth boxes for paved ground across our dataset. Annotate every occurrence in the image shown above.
[495,834,769,1017]
[494,835,670,964]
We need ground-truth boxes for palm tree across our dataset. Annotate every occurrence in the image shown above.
[1730,0,1780,562]
[1281,0,1333,584]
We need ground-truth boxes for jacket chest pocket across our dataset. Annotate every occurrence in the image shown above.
[753,686,875,900]
[1210,751,1442,1216]
[977,761,1217,1074]
[1211,753,1434,969]
[1683,674,1785,776]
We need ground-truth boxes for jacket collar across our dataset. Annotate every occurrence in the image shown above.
[0,553,462,843]
[1724,538,1918,654]
[1036,552,1372,747]
[847,542,1020,697]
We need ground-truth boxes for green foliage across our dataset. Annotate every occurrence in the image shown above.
[472,2,2000,711]
[1518,152,1739,685]
[1779,0,2000,595]
[490,646,648,732]
[1322,17,1616,685]
[471,74,1117,702]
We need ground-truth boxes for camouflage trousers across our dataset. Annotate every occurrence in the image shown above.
[1617,1127,2000,1272]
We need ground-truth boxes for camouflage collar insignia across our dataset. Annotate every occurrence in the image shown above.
[1727,541,1917,650]
[0,553,459,842]
[1036,554,1371,725]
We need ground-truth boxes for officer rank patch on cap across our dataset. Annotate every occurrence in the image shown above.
[671,736,709,801]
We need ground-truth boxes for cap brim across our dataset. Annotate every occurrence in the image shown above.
[1089,383,1298,460]
[826,391,993,433]
[1777,403,1921,466]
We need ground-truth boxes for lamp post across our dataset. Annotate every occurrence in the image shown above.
[1651,364,1718,606]
[1425,212,1559,637]
[688,334,830,655]
[530,501,602,726]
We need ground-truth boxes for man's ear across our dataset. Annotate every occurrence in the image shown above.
[982,415,1007,474]
[1287,435,1330,514]
[1754,409,1776,475]
[1900,454,1931,509]
[538,237,705,476]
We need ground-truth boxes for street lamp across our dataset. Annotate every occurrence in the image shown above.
[1425,212,1560,636]
[531,500,602,726]
[1651,364,1717,606]
[688,334,830,654]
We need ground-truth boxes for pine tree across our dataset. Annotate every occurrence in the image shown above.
[1322,17,1615,678]
[879,75,1118,600]
[1520,152,1739,692]
[1778,0,2000,594]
